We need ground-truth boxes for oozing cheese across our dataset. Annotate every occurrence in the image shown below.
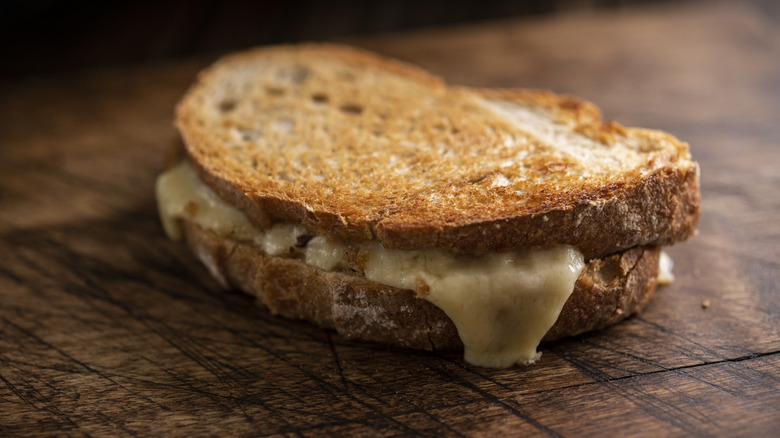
[156,161,585,367]
[156,162,256,242]
[363,243,583,368]
[658,251,675,285]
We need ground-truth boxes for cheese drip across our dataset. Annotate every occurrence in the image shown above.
[363,244,583,367]
[156,161,585,368]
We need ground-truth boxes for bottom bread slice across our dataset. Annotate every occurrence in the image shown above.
[181,219,660,351]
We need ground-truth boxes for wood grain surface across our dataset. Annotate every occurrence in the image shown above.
[1,1,779,436]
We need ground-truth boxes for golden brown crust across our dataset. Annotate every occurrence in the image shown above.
[377,164,700,260]
[176,43,700,259]
[182,220,661,351]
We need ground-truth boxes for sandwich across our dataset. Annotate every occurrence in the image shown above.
[156,43,700,368]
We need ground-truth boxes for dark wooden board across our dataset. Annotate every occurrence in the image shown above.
[1,2,778,436]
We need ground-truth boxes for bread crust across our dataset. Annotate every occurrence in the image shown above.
[176,43,700,259]
[377,164,700,260]
[182,219,660,351]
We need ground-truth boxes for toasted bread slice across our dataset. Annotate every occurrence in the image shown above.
[164,43,699,367]
[176,43,700,260]
[181,219,660,351]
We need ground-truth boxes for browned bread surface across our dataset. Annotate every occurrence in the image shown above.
[182,220,660,351]
[176,43,700,259]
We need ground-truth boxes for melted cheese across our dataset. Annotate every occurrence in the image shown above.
[363,244,583,367]
[306,237,347,271]
[155,162,256,242]
[262,223,307,256]
[658,250,675,285]
[156,161,585,368]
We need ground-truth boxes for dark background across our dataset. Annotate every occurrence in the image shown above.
[2,0,684,79]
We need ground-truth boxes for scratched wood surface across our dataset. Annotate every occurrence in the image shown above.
[1,2,779,436]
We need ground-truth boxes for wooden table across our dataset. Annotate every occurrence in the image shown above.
[2,2,778,436]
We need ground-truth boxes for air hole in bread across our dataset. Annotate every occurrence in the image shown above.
[311,93,329,104]
[340,103,363,115]
[266,87,285,96]
[597,262,620,284]
[218,100,236,113]
[231,127,261,142]
[273,118,294,133]
[277,171,296,182]
[276,65,309,84]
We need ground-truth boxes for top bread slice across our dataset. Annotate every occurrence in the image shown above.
[176,43,700,259]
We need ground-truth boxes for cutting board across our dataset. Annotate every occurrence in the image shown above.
[2,2,778,436]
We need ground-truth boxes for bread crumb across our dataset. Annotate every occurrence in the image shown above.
[701,298,711,309]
